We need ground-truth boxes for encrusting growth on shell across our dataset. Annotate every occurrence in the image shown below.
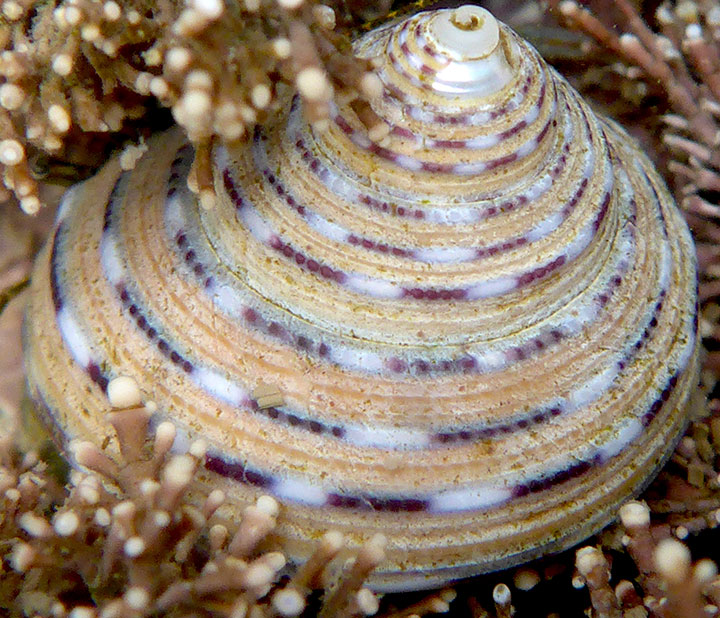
[0,0,387,212]
[0,374,454,617]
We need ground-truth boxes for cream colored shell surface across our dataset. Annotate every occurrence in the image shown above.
[24,7,699,591]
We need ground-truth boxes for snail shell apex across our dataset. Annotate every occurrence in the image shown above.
[24,6,699,591]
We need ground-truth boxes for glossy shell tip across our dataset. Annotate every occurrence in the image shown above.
[424,6,513,96]
[429,6,498,59]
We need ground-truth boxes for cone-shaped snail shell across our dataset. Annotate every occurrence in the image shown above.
[24,5,699,591]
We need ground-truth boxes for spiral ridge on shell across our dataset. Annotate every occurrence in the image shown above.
[24,6,699,590]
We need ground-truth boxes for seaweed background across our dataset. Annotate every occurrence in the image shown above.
[4,1,720,616]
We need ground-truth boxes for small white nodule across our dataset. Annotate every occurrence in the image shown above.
[107,375,143,409]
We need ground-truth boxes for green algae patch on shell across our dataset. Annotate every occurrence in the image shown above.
[24,5,699,592]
